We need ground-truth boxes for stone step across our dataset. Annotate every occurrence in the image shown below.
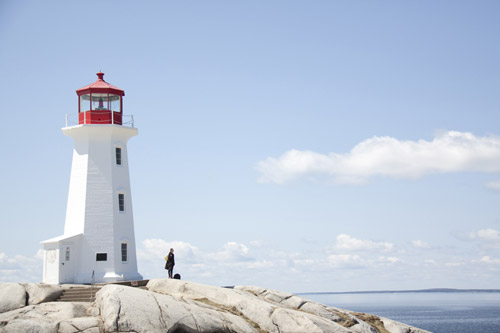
[56,280,150,302]
[103,280,150,287]
[61,288,101,294]
[57,287,101,303]
[58,297,96,302]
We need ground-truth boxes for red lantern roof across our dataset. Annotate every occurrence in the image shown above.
[76,72,125,96]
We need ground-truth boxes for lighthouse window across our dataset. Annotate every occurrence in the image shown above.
[115,147,122,165]
[80,94,91,112]
[96,253,107,261]
[91,93,108,110]
[65,247,70,261]
[109,94,121,112]
[118,193,125,212]
[121,243,128,262]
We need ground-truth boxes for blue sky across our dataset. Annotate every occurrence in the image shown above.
[1,0,499,293]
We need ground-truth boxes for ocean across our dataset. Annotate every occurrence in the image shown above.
[300,291,500,333]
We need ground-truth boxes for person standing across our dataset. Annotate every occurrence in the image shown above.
[165,248,175,278]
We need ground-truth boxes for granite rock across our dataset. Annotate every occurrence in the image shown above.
[0,283,26,314]
[0,302,91,333]
[22,283,63,305]
[147,279,428,333]
[92,284,257,332]
[0,279,430,333]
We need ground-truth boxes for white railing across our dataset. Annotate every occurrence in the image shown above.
[123,115,135,127]
[90,270,95,302]
[65,113,135,128]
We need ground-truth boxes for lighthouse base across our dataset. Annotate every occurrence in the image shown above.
[41,233,142,285]
[74,271,144,284]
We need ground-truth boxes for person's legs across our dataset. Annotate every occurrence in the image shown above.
[168,267,173,278]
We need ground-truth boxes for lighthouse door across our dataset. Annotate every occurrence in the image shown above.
[59,244,74,283]
[44,248,59,284]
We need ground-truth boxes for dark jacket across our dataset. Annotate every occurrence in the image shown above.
[168,253,175,266]
[165,253,175,270]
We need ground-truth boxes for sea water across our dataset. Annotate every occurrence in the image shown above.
[301,292,500,333]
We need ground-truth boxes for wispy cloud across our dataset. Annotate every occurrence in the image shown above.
[468,228,500,241]
[137,239,261,285]
[256,131,500,184]
[479,256,500,265]
[216,242,252,262]
[328,254,366,268]
[454,228,500,251]
[1,236,498,291]
[0,251,42,283]
[138,239,254,266]
[378,256,402,264]
[327,254,402,269]
[485,180,500,191]
[334,234,394,252]
[326,234,401,270]
[138,239,200,263]
[412,240,431,249]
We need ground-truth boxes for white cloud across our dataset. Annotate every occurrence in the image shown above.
[137,239,259,284]
[139,240,253,264]
[256,131,500,184]
[378,256,402,264]
[334,234,393,252]
[469,228,500,241]
[1,238,499,291]
[457,228,500,251]
[445,262,464,267]
[412,240,431,249]
[249,240,264,247]
[479,256,500,264]
[327,234,403,270]
[0,252,42,283]
[477,229,500,241]
[215,242,252,262]
[485,180,500,191]
[327,253,402,269]
[328,254,366,268]
[35,249,44,260]
[138,239,200,263]
[293,259,316,266]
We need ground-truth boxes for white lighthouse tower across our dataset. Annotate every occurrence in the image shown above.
[42,72,142,284]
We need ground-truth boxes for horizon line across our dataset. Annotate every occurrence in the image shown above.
[295,288,500,295]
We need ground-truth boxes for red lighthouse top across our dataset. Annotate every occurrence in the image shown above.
[76,72,124,125]
[76,72,125,96]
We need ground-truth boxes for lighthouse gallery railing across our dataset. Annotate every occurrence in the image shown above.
[65,113,135,128]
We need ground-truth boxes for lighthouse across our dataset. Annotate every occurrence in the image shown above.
[42,72,142,284]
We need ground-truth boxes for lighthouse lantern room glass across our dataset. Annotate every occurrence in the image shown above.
[79,94,122,113]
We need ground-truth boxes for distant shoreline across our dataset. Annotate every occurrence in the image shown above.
[297,288,500,295]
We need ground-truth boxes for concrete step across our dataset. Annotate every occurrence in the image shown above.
[58,296,96,302]
[57,287,101,303]
[103,280,150,287]
[61,287,101,294]
[61,288,101,295]
[56,280,150,302]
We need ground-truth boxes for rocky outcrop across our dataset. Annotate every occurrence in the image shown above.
[0,283,26,314]
[147,279,426,333]
[94,284,254,332]
[22,283,63,305]
[0,302,97,333]
[0,280,429,333]
[0,283,63,314]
